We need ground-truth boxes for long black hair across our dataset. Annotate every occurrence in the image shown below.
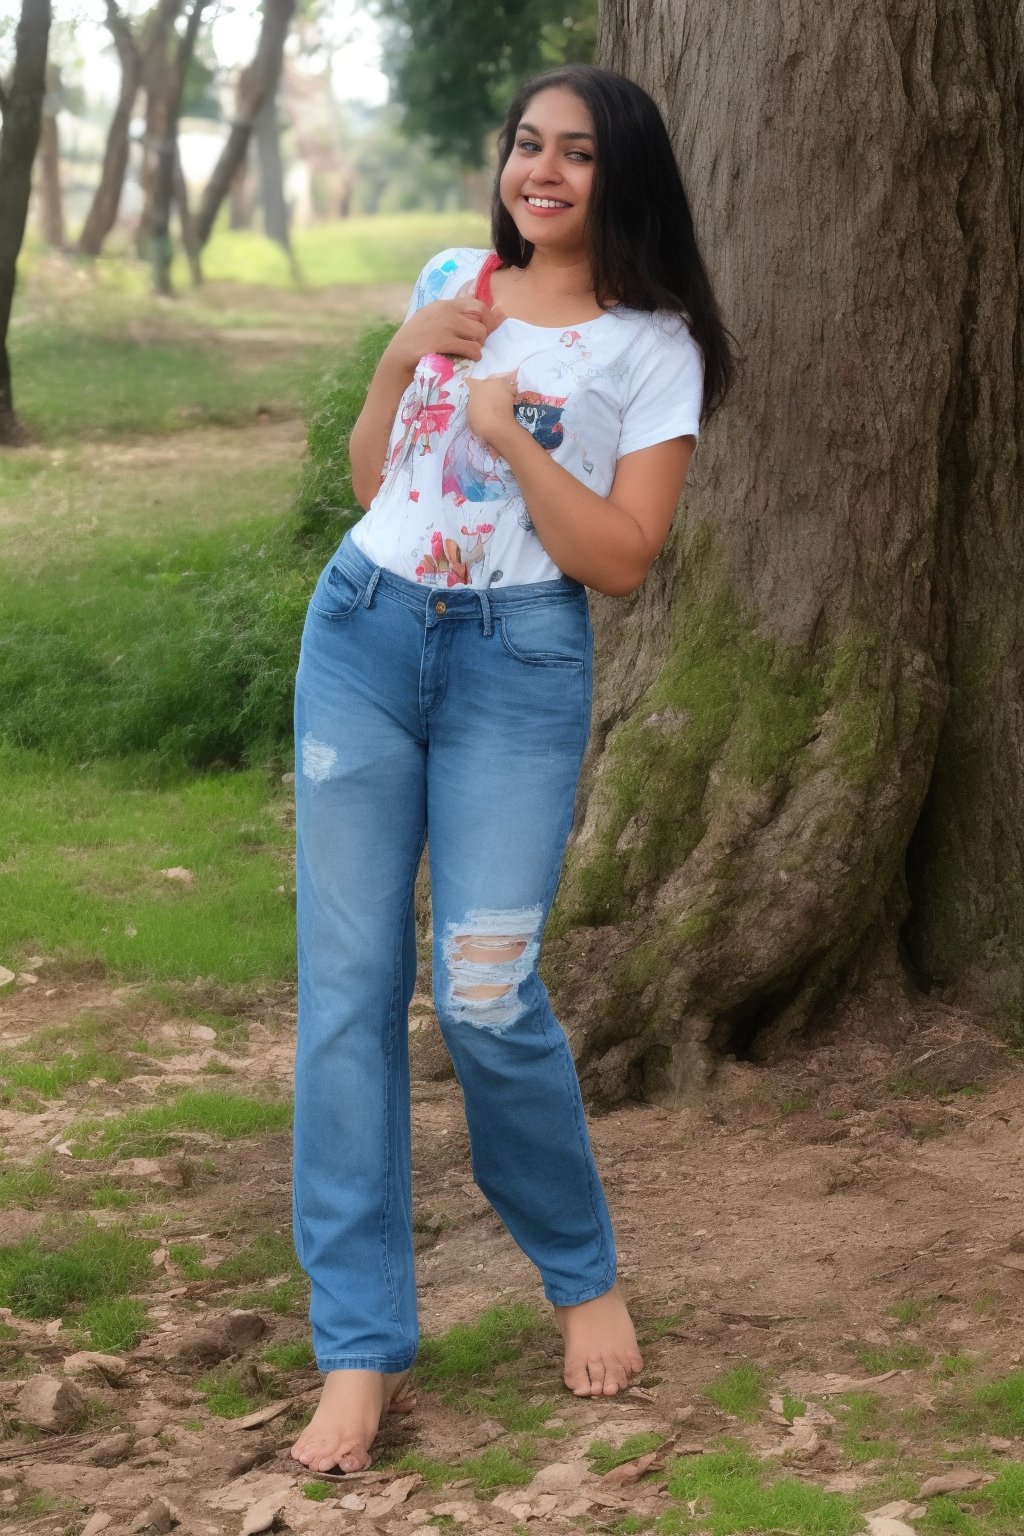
[492,63,737,423]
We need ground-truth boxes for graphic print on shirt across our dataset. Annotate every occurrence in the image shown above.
[386,353,470,487]
[411,380,574,583]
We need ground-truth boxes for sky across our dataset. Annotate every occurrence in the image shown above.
[0,0,390,107]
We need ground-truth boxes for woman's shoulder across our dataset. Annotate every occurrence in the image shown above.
[414,246,492,295]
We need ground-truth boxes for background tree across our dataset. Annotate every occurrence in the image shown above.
[194,0,295,247]
[544,0,1024,1104]
[373,0,596,165]
[149,0,210,293]
[0,0,51,445]
[78,0,182,259]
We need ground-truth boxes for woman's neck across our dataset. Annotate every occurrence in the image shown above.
[514,248,595,299]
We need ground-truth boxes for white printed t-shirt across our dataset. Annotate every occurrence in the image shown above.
[350,247,705,589]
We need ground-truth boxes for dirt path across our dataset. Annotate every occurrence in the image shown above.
[1,967,1021,1533]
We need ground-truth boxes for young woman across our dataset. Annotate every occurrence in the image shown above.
[289,63,735,1477]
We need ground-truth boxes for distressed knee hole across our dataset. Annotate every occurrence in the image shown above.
[442,907,545,1032]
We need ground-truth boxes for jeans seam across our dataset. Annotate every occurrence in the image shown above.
[379,843,425,1350]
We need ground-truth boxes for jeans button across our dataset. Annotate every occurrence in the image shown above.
[435,601,446,615]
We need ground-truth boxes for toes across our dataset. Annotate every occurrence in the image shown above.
[586,1358,607,1397]
[564,1359,592,1396]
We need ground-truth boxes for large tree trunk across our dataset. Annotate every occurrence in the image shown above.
[36,59,63,248]
[195,0,295,248]
[547,1,1023,1105]
[149,0,209,294]
[77,0,142,257]
[0,0,51,446]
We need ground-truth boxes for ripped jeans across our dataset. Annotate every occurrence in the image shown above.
[292,529,617,1371]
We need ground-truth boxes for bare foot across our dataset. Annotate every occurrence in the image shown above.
[289,1369,415,1475]
[553,1284,644,1397]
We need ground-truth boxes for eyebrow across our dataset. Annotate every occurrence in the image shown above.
[517,122,594,142]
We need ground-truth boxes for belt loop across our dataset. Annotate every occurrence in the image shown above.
[362,567,381,607]
[477,588,492,637]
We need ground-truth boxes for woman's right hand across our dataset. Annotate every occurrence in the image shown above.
[385,298,506,373]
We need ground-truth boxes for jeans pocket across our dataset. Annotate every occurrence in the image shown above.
[497,598,589,667]
[308,559,367,621]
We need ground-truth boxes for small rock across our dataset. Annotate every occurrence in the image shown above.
[81,1514,113,1536]
[918,1470,993,1498]
[16,1374,85,1432]
[133,1417,168,1440]
[989,1436,1013,1452]
[160,868,195,883]
[166,1309,267,1366]
[85,1432,135,1467]
[281,772,295,785]
[465,1417,504,1448]
[131,1498,178,1533]
[0,967,15,986]
[865,1520,917,1536]
[337,1493,365,1511]
[240,1493,285,1535]
[132,1436,164,1457]
[63,1351,129,1382]
[867,1501,927,1520]
[17,972,38,986]
[206,1473,295,1514]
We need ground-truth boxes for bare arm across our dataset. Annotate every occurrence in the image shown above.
[466,374,695,596]
[349,296,506,511]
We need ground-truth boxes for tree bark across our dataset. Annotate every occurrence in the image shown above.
[77,0,141,258]
[136,0,182,258]
[149,0,209,294]
[547,1,1024,1104]
[194,0,295,248]
[254,88,300,279]
[0,0,51,445]
[37,59,63,248]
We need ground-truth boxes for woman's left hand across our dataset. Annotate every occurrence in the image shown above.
[466,373,520,454]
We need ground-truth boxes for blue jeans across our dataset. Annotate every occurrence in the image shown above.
[292,529,617,1371]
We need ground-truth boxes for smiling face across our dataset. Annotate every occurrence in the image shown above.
[499,86,596,259]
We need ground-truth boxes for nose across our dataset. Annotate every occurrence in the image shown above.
[530,148,563,184]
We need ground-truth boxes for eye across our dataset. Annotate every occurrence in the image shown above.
[516,138,541,152]
[567,150,592,162]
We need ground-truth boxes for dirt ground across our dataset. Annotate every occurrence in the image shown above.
[1,964,1021,1534]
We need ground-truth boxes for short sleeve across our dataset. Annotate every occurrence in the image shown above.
[616,313,705,458]
[402,248,488,322]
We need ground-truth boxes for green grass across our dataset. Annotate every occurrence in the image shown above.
[0,752,295,981]
[0,1045,131,1103]
[588,1432,665,1475]
[659,1441,864,1535]
[0,1220,154,1320]
[888,1297,937,1325]
[263,1339,315,1371]
[835,1392,901,1464]
[213,1231,300,1283]
[386,1444,536,1496]
[169,213,489,290]
[415,1303,549,1388]
[221,1278,307,1315]
[72,1296,150,1351]
[0,1161,59,1207]
[700,1362,771,1421]
[71,1089,292,1158]
[938,1369,1024,1439]
[196,1363,275,1419]
[854,1341,932,1373]
[301,1482,335,1502]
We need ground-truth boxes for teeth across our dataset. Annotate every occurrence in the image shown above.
[526,197,569,209]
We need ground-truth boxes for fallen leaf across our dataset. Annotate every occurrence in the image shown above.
[363,1473,422,1517]
[602,1450,661,1484]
